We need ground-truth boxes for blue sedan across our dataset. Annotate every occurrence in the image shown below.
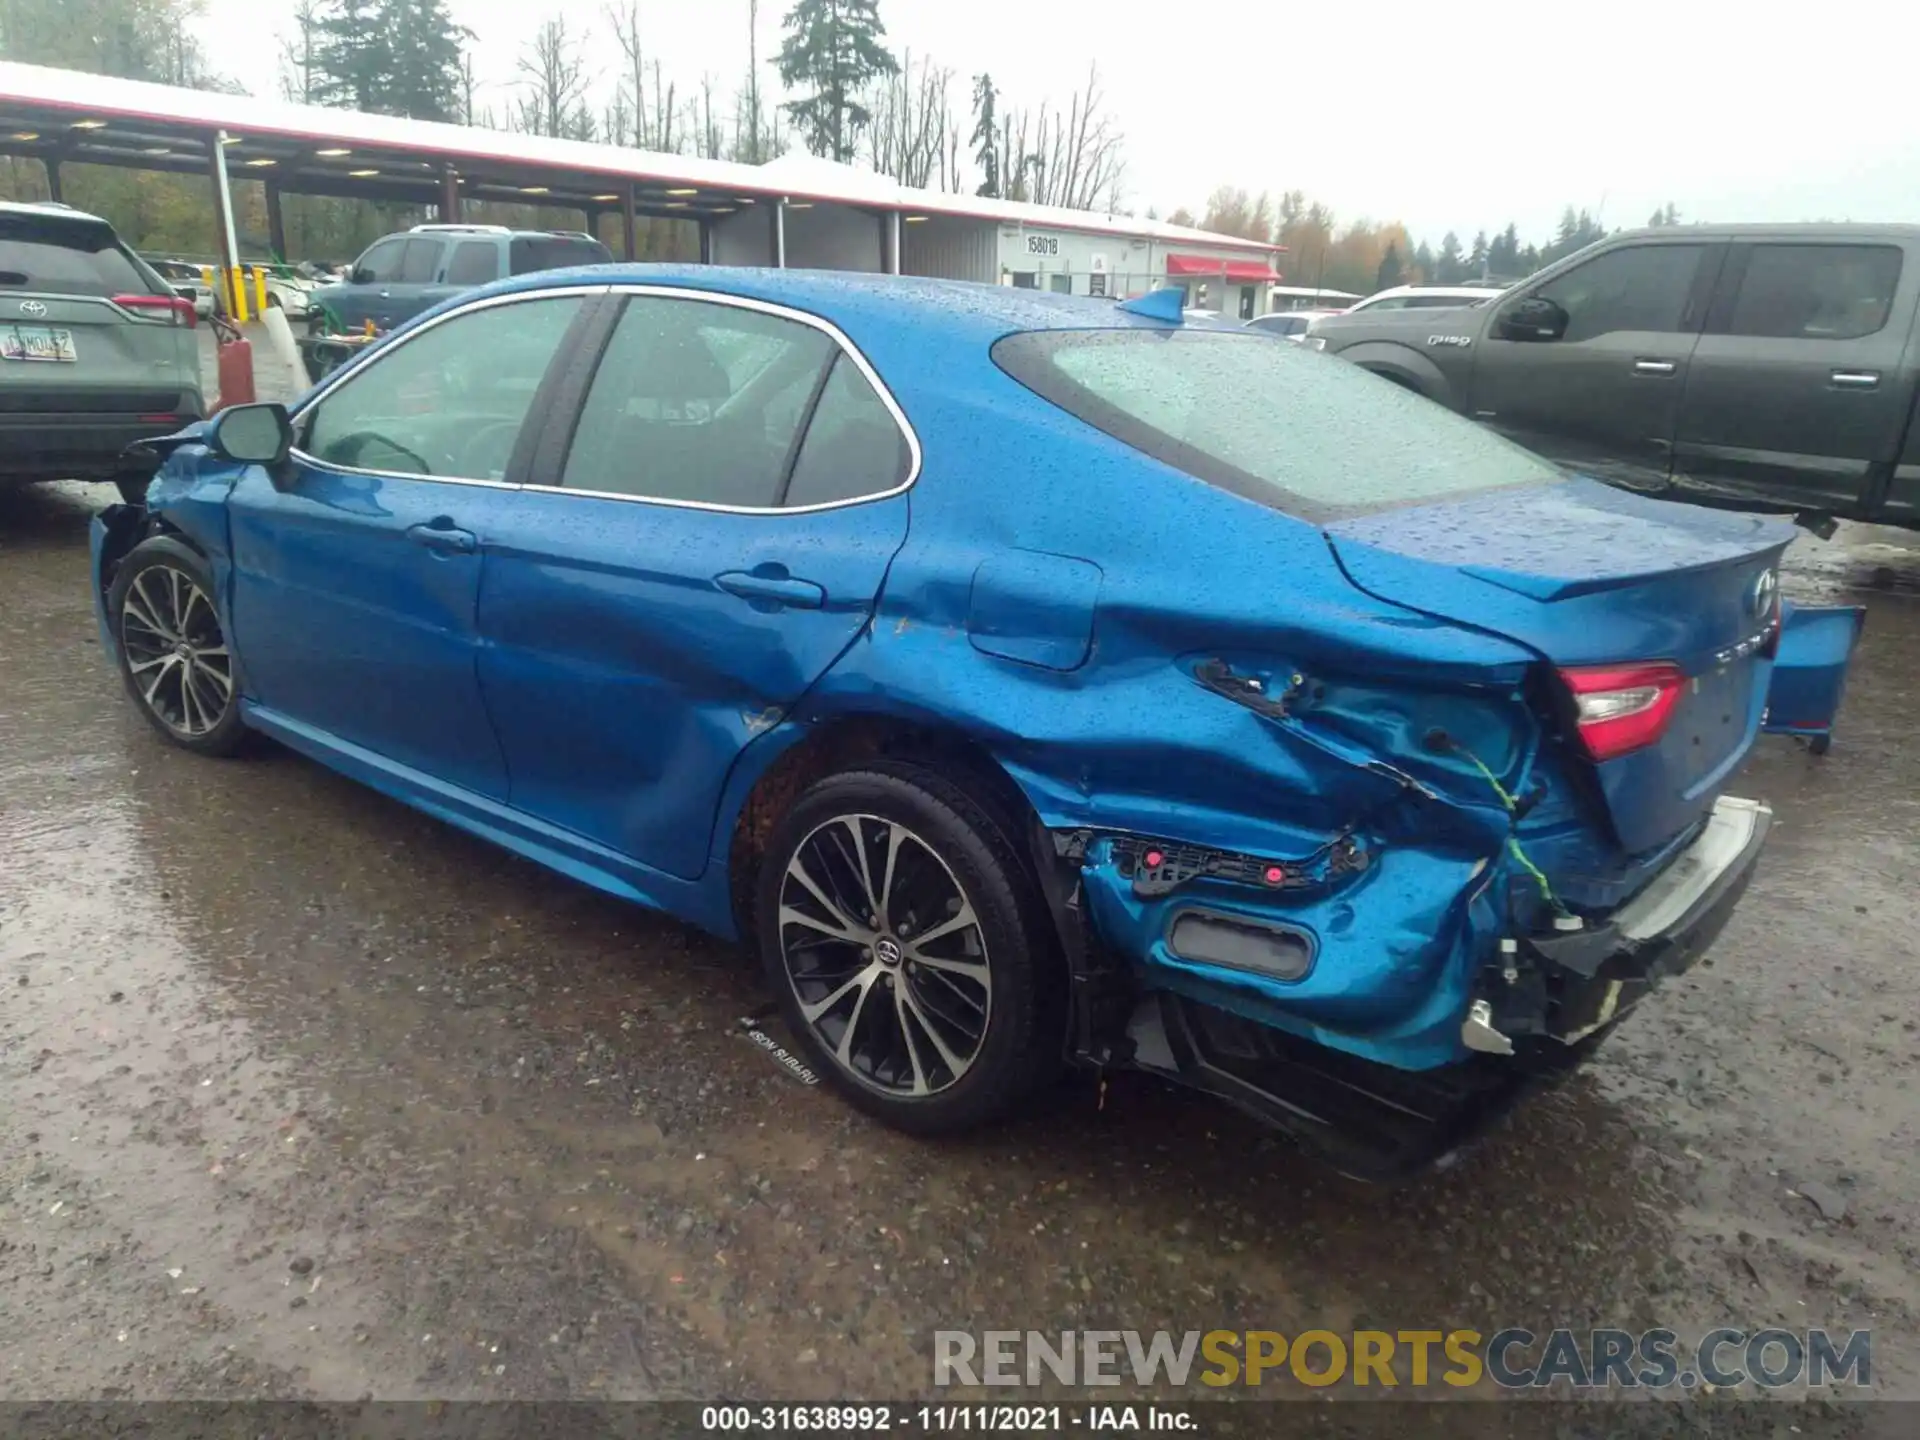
[91,267,1862,1177]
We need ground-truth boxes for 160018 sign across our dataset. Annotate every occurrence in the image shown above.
[1025,234,1059,256]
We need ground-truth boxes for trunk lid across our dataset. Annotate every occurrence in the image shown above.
[1325,477,1793,854]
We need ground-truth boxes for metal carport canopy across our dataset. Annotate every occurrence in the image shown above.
[0,60,1280,256]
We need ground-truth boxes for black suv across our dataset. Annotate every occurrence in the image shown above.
[308,224,612,335]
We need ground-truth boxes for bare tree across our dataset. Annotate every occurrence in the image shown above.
[865,51,959,190]
[607,2,645,146]
[738,0,766,163]
[1001,65,1124,212]
[278,0,321,103]
[517,16,594,140]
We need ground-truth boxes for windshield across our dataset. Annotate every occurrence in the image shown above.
[991,328,1561,521]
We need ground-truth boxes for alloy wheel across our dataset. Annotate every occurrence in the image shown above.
[777,814,992,1097]
[119,564,234,738]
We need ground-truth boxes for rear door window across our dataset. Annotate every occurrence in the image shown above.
[445,241,500,286]
[994,327,1561,521]
[397,238,444,284]
[1719,244,1904,340]
[508,235,613,276]
[0,215,155,297]
[783,354,910,507]
[558,294,833,506]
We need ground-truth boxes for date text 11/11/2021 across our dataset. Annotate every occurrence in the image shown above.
[701,1405,1198,1432]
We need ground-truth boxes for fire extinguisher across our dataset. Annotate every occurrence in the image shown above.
[208,313,256,415]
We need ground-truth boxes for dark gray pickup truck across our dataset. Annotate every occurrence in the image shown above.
[1307,224,1920,529]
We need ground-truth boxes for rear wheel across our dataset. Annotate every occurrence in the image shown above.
[757,763,1060,1135]
[107,536,247,757]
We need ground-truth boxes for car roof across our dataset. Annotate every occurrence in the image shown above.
[1608,222,1920,242]
[465,264,1222,344]
[0,198,115,227]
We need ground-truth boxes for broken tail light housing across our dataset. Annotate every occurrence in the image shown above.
[114,293,197,328]
[1559,662,1685,761]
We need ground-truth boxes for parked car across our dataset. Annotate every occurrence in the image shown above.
[1,201,202,503]
[1343,284,1507,314]
[308,223,613,334]
[1247,309,1343,340]
[149,257,215,319]
[88,269,1860,1178]
[1308,224,1920,528]
[248,263,316,319]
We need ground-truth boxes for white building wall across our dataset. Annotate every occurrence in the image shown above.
[990,222,1273,302]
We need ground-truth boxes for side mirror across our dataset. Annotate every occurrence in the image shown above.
[350,266,375,285]
[1496,296,1569,342]
[205,402,294,467]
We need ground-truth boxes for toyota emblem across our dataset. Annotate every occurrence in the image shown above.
[1750,568,1779,620]
[18,300,47,317]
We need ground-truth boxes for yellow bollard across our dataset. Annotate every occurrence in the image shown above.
[253,267,268,316]
[229,266,249,323]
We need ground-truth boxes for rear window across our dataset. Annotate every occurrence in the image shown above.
[508,235,613,276]
[0,215,157,297]
[992,328,1561,521]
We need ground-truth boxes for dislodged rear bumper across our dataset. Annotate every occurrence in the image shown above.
[1094,795,1770,1179]
[1484,794,1771,1052]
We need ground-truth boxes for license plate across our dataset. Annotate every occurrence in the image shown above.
[1,326,78,362]
[1,325,78,362]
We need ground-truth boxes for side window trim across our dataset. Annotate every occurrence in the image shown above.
[287,285,611,488]
[521,283,923,515]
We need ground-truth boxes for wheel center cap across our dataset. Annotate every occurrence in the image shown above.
[173,641,193,660]
[874,936,903,967]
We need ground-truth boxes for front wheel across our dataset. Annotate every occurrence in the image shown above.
[106,536,248,757]
[757,763,1061,1135]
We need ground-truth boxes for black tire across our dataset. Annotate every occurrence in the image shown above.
[757,761,1061,1135]
[106,535,249,757]
[113,472,152,506]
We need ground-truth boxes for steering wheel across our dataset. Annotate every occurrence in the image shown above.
[332,430,432,474]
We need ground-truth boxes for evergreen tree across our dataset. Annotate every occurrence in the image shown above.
[1375,240,1404,291]
[381,0,468,122]
[1412,239,1435,285]
[1487,222,1520,276]
[970,73,999,198]
[776,0,898,162]
[1435,230,1463,283]
[1468,229,1489,277]
[313,0,390,112]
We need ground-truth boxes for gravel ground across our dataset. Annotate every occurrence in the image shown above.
[2,456,1916,1435]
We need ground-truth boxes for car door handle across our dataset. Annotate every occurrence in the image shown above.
[715,568,826,609]
[1830,370,1880,390]
[405,521,476,553]
[1632,359,1678,376]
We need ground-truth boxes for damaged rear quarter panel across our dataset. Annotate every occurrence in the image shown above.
[783,355,1548,1069]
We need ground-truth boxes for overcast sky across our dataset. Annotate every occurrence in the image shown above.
[195,0,1920,245]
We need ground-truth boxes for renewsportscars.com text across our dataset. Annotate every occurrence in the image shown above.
[933,1328,1872,1390]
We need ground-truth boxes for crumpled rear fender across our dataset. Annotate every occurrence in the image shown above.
[768,577,1548,1070]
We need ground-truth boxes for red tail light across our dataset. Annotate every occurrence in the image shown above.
[114,293,197,328]
[1559,662,1685,761]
